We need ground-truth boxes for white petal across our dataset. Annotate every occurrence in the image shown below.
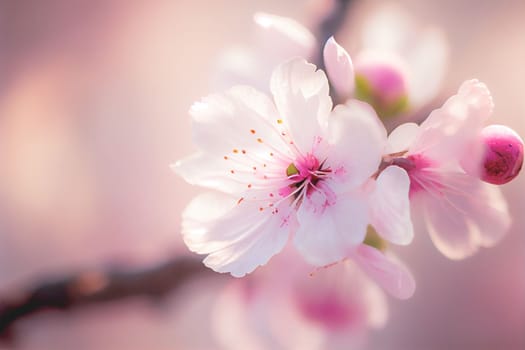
[470,184,511,247]
[294,193,368,266]
[190,85,291,158]
[419,194,473,259]
[418,173,510,259]
[385,122,419,155]
[327,100,386,187]
[270,58,332,153]
[369,166,413,245]
[173,150,290,198]
[352,244,416,299]
[182,192,293,277]
[411,80,493,164]
[254,12,316,60]
[323,37,355,98]
[172,152,245,194]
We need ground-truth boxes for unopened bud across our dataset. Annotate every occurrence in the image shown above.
[354,55,409,118]
[480,124,523,185]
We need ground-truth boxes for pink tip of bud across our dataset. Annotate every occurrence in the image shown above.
[357,63,405,100]
[480,124,523,185]
[354,54,409,117]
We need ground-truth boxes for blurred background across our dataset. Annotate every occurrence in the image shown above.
[0,0,524,349]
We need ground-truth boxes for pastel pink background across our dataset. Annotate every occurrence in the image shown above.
[0,0,523,349]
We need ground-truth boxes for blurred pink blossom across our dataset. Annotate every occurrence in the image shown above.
[211,249,388,350]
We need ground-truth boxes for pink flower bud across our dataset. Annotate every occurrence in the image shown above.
[354,54,409,118]
[480,124,523,185]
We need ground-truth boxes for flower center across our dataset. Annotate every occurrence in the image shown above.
[281,153,332,198]
[376,151,437,196]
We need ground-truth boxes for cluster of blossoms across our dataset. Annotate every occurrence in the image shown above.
[174,9,523,345]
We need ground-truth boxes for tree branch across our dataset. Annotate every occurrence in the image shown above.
[0,257,214,340]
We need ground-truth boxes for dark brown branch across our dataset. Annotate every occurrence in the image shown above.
[0,257,215,341]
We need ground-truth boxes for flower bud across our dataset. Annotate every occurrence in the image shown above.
[480,124,523,185]
[354,54,409,118]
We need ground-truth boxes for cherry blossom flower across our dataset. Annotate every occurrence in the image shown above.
[378,80,511,259]
[211,249,389,350]
[174,58,404,277]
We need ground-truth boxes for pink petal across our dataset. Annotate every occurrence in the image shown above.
[369,166,413,245]
[327,100,386,187]
[411,80,494,165]
[385,122,419,154]
[294,193,368,266]
[182,192,293,277]
[418,173,511,259]
[270,58,332,154]
[352,244,415,299]
[323,37,355,99]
